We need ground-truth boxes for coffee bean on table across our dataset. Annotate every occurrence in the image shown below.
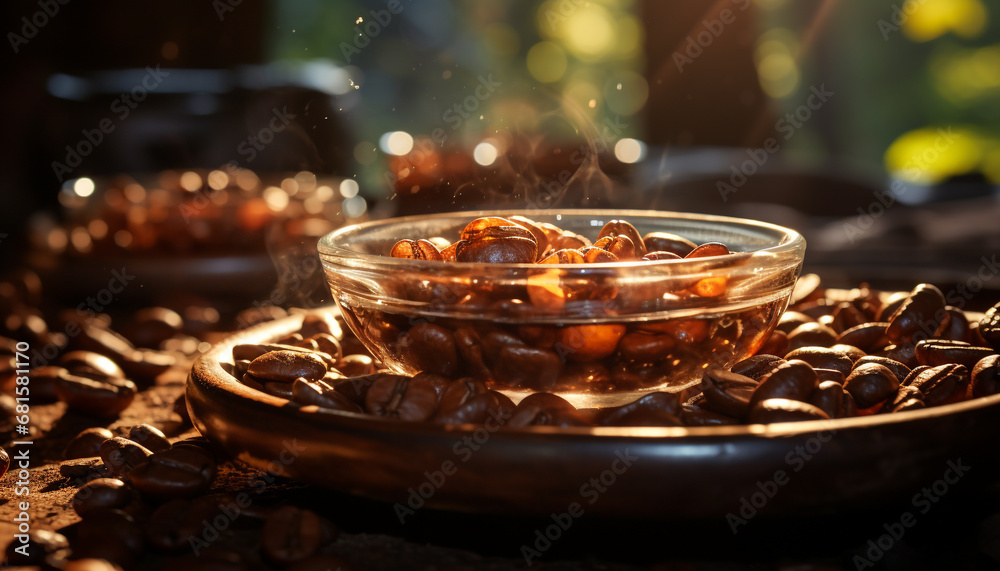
[64,427,115,459]
[837,322,892,353]
[72,478,131,517]
[262,506,329,564]
[59,350,125,381]
[54,373,137,418]
[100,437,152,478]
[128,445,218,500]
[128,423,171,452]
[4,529,70,566]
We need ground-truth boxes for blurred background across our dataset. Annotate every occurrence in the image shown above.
[1,0,999,306]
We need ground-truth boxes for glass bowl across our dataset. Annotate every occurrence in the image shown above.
[318,209,805,407]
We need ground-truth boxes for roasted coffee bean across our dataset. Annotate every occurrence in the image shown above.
[844,363,900,409]
[777,311,814,334]
[758,330,789,357]
[731,355,785,381]
[934,307,971,342]
[557,324,626,362]
[810,381,846,418]
[335,354,376,377]
[494,345,563,389]
[233,359,252,379]
[509,215,549,256]
[701,367,757,419]
[597,219,647,258]
[59,350,125,381]
[876,291,909,322]
[310,333,343,361]
[263,380,294,398]
[390,239,443,261]
[594,235,639,260]
[55,373,137,418]
[877,343,918,368]
[786,322,838,351]
[262,506,331,564]
[580,246,619,263]
[73,509,144,566]
[539,248,586,264]
[125,306,184,348]
[121,348,177,383]
[398,322,458,376]
[830,302,869,334]
[681,404,740,426]
[971,354,1000,398]
[902,365,931,386]
[4,528,69,566]
[979,303,1000,352]
[837,322,891,352]
[813,368,846,386]
[434,391,513,425]
[233,343,336,367]
[784,347,853,375]
[128,424,171,453]
[506,393,587,427]
[364,374,439,421]
[64,427,115,459]
[292,378,363,412]
[748,398,830,423]
[247,350,327,383]
[72,478,131,517]
[854,356,911,386]
[643,231,696,257]
[128,445,217,500]
[908,363,968,406]
[598,392,682,426]
[456,235,537,264]
[100,437,152,478]
[881,385,925,414]
[685,242,731,258]
[914,339,994,369]
[618,331,676,362]
[829,343,867,363]
[749,360,818,409]
[74,323,135,361]
[886,283,946,343]
[453,327,491,379]
[437,377,489,414]
[842,390,859,417]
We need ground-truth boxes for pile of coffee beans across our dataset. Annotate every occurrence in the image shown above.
[389,215,731,266]
[343,217,784,394]
[234,279,1000,428]
[5,424,347,570]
